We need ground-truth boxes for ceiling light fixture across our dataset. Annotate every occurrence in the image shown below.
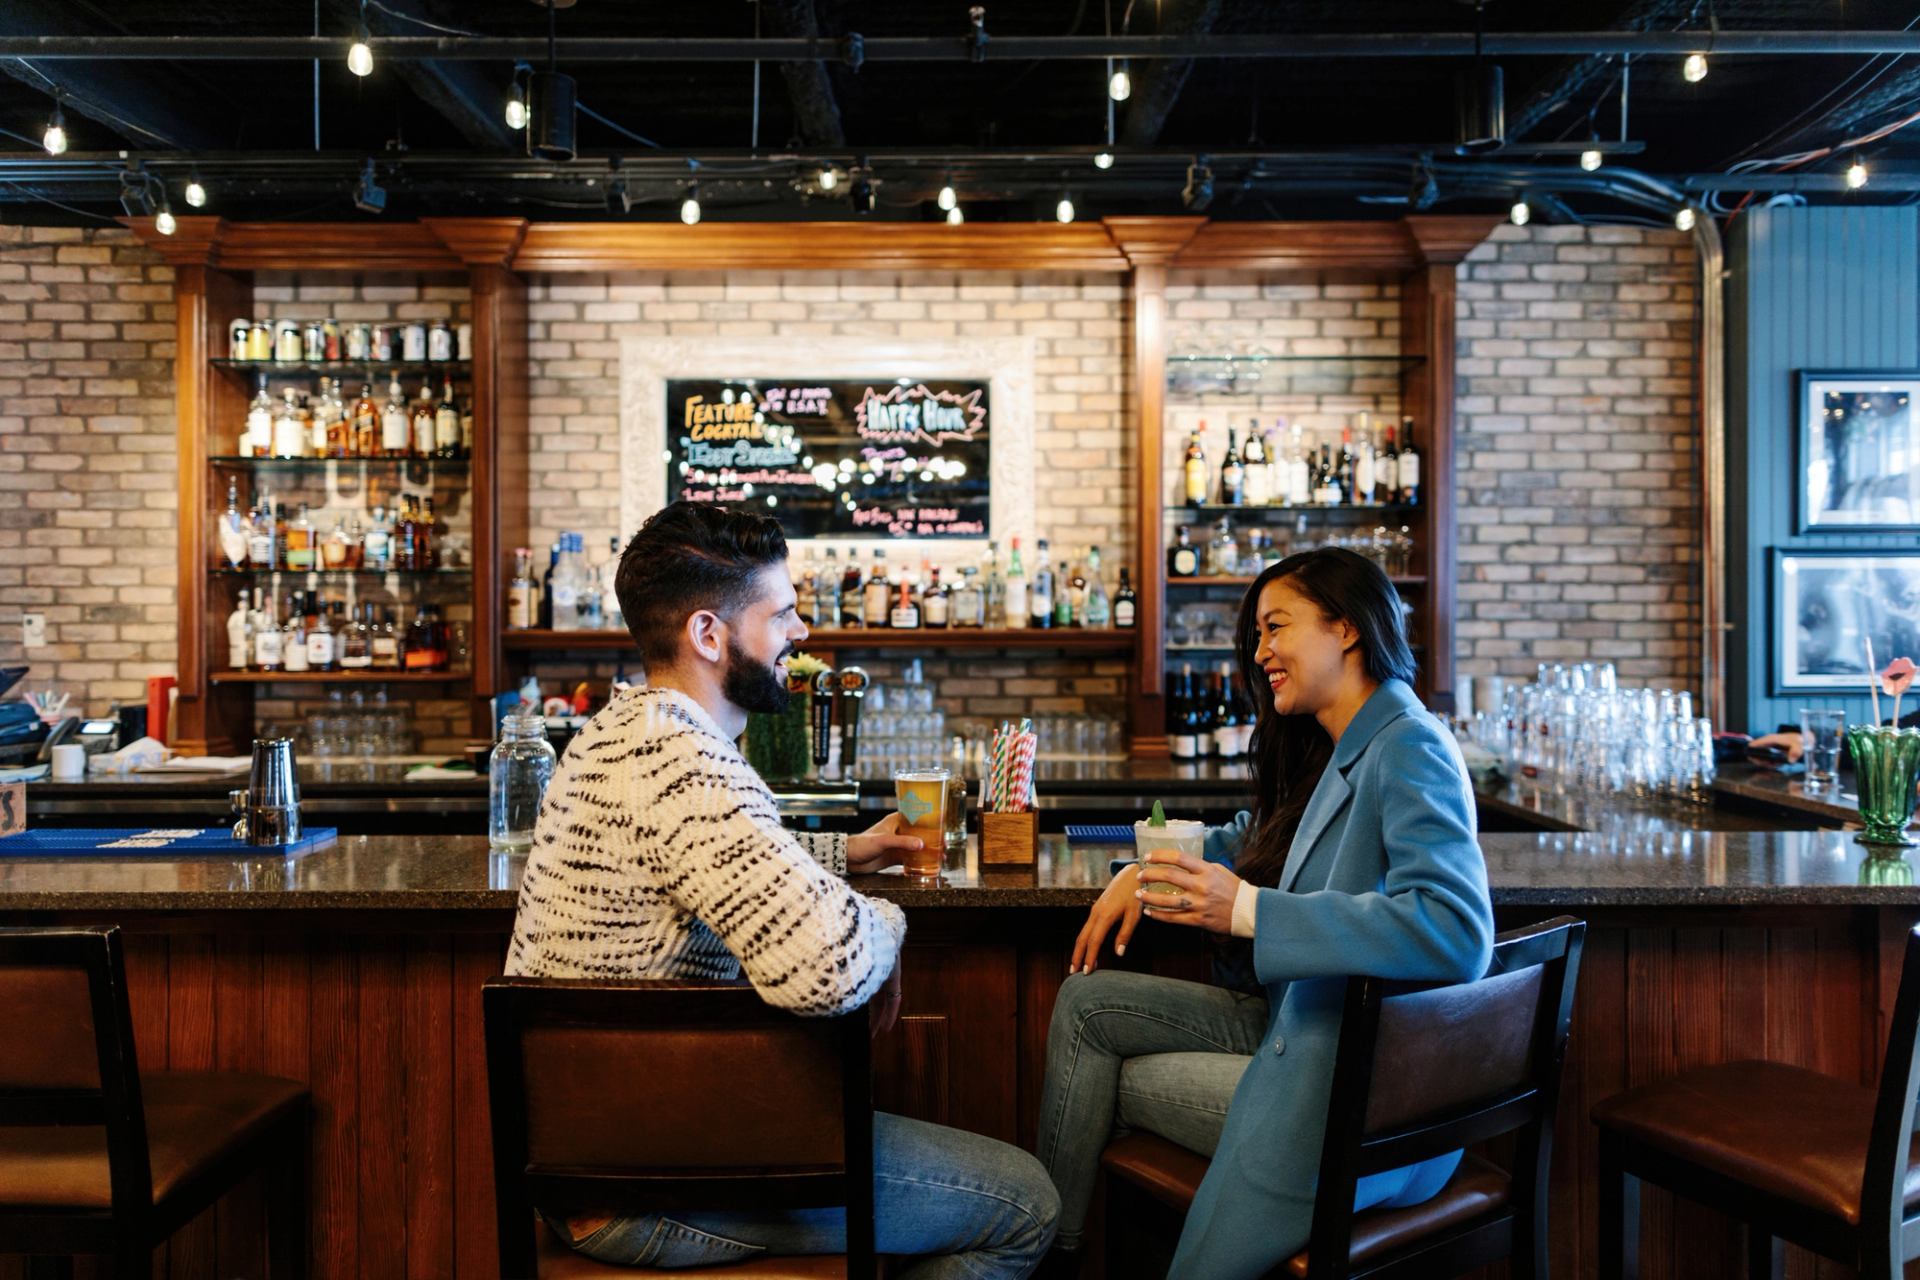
[505,66,530,129]
[947,205,964,225]
[680,183,701,225]
[347,2,373,77]
[1455,1,1504,153]
[183,172,207,208]
[937,181,957,211]
[818,166,838,191]
[1847,158,1869,189]
[527,1,575,161]
[1509,198,1530,227]
[1056,194,1075,224]
[1683,52,1708,82]
[1108,59,1131,101]
[42,99,66,156]
[153,194,176,237]
[1674,205,1697,231]
[1094,151,1114,169]
[1580,148,1603,171]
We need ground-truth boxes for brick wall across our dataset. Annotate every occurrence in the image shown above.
[0,225,177,717]
[1453,225,1700,695]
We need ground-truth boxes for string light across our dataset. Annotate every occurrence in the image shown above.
[947,205,964,225]
[42,101,66,156]
[1847,158,1869,189]
[153,191,176,236]
[183,173,207,208]
[1580,149,1603,171]
[1674,206,1697,231]
[1056,195,1075,224]
[1108,61,1131,101]
[1094,152,1114,169]
[1683,52,1707,82]
[505,82,527,130]
[818,167,837,191]
[347,25,373,76]
[1509,199,1530,226]
[937,182,957,211]
[680,183,702,225]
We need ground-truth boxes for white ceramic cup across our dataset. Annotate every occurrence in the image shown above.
[50,743,86,781]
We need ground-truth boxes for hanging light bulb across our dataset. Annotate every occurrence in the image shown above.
[1847,158,1869,189]
[680,184,702,225]
[1509,199,1530,227]
[1108,60,1131,101]
[1094,151,1114,169]
[937,182,957,211]
[153,190,176,236]
[505,86,528,130]
[347,23,374,77]
[947,205,964,225]
[818,167,838,191]
[42,103,66,156]
[1580,149,1603,172]
[183,173,207,208]
[1683,52,1708,82]
[1675,205,1697,231]
[1056,195,1075,224]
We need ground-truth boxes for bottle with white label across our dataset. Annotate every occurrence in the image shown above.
[246,494,276,569]
[1397,416,1421,505]
[1003,538,1028,628]
[889,577,922,629]
[1113,568,1137,628]
[1285,420,1312,506]
[550,533,581,630]
[1028,539,1054,629]
[1169,664,1199,760]
[381,376,410,456]
[217,478,249,569]
[243,375,273,456]
[252,593,283,671]
[306,604,336,671]
[227,588,251,669]
[506,547,536,630]
[863,549,892,628]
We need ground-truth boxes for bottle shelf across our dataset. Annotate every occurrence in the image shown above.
[1168,354,1427,369]
[208,669,468,685]
[209,455,470,473]
[503,628,1137,653]
[211,360,472,378]
[1169,575,1426,588]
[1167,502,1414,517]
[211,567,471,578]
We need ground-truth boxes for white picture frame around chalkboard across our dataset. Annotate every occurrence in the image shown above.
[1798,370,1920,533]
[621,337,1039,561]
[1772,549,1920,693]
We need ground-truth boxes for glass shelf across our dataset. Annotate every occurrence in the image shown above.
[1167,502,1413,517]
[1167,353,1423,398]
[210,360,471,378]
[209,455,470,474]
[210,567,471,578]
[1168,354,1425,368]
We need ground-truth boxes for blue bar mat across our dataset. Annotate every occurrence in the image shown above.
[0,827,337,857]
[1066,824,1135,843]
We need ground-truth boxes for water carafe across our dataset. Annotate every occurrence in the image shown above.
[488,710,556,852]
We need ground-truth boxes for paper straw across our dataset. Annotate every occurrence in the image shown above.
[1011,732,1036,812]
[1869,636,1884,727]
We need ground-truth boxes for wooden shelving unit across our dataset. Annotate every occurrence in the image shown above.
[1168,575,1427,589]
[504,628,1136,654]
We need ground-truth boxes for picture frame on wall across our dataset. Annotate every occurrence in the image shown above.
[1797,370,1920,532]
[1773,549,1920,693]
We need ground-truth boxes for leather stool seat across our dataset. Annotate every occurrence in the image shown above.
[0,1070,308,1212]
[534,1219,848,1278]
[1591,1059,1920,1227]
[1099,1133,1513,1277]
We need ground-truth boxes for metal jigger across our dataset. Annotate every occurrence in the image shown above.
[809,667,838,772]
[837,666,871,774]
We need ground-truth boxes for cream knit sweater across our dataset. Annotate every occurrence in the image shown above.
[505,685,906,1015]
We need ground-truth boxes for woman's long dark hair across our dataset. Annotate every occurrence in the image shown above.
[1230,547,1419,889]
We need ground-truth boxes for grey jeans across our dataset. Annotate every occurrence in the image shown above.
[1035,969,1270,1250]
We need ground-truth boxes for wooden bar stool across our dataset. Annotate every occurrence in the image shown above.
[1592,922,1920,1279]
[484,976,878,1280]
[1100,916,1586,1280]
[0,924,309,1278]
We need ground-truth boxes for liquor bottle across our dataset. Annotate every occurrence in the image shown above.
[410,380,436,459]
[1285,420,1312,506]
[889,576,921,630]
[863,549,892,628]
[1192,667,1219,758]
[1241,418,1271,507]
[1338,424,1358,504]
[1397,416,1422,505]
[1067,553,1088,625]
[1312,445,1343,506]
[246,494,276,569]
[282,596,310,673]
[324,379,352,458]
[922,568,949,628]
[435,376,461,459]
[217,478,248,569]
[1183,427,1209,507]
[320,516,350,571]
[550,532,580,629]
[839,548,864,628]
[952,566,983,627]
[252,593,283,672]
[1053,557,1074,628]
[813,549,839,629]
[1220,426,1245,506]
[244,374,273,457]
[339,604,373,669]
[381,375,411,457]
[227,588,251,669]
[1208,518,1238,578]
[1353,414,1376,504]
[391,500,416,573]
[1167,526,1199,578]
[404,607,436,671]
[1113,567,1137,629]
[1029,539,1054,629]
[1084,546,1111,628]
[284,505,316,571]
[538,541,559,629]
[344,514,365,569]
[306,386,328,457]
[271,387,305,458]
[1377,418,1401,504]
[1169,664,1198,761]
[371,609,401,669]
[1211,663,1239,759]
[353,383,380,457]
[507,547,536,630]
[601,536,624,632]
[982,541,1006,627]
[1004,538,1028,628]
[306,601,337,671]
[364,504,392,572]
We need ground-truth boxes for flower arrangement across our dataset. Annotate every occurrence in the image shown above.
[745,652,829,782]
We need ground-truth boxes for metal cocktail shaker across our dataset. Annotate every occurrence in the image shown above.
[230,737,302,845]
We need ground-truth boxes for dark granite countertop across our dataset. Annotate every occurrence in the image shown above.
[5,829,1920,912]
[1710,764,1860,826]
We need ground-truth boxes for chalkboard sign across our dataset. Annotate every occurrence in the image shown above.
[665,378,991,540]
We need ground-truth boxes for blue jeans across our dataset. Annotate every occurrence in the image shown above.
[1037,970,1463,1257]
[545,1111,1059,1279]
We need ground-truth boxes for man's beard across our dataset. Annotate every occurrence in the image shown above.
[724,635,793,714]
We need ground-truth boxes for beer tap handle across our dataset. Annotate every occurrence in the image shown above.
[809,668,838,769]
[838,666,870,771]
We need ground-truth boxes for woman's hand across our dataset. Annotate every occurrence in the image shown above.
[847,811,923,874]
[1070,863,1146,974]
[1748,732,1804,763]
[1136,849,1244,935]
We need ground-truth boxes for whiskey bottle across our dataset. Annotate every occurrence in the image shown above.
[282,596,310,673]
[1397,416,1421,506]
[227,588,251,669]
[507,547,536,630]
[889,577,921,630]
[381,375,410,457]
[1183,427,1209,507]
[1220,426,1245,506]
[1167,526,1200,578]
[1113,566,1137,628]
[371,610,401,669]
[1241,418,1271,507]
[352,383,380,457]
[252,592,283,672]
[863,549,892,628]
[271,387,305,458]
[284,505,316,571]
[339,604,373,669]
[306,601,337,671]
[244,374,273,457]
[922,568,949,628]
[410,381,436,459]
[1028,539,1054,629]
[218,478,249,569]
[435,376,461,459]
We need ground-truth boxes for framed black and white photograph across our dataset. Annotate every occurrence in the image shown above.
[1773,549,1920,692]
[1798,370,1920,532]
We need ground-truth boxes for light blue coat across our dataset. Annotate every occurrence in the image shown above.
[1167,678,1495,1280]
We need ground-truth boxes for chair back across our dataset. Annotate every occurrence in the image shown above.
[483,976,875,1278]
[0,924,152,1213]
[1862,923,1920,1263]
[1307,916,1586,1278]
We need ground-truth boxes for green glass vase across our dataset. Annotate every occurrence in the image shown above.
[1860,851,1916,886]
[1847,724,1920,847]
[744,693,814,783]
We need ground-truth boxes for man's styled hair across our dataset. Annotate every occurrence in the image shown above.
[613,501,790,666]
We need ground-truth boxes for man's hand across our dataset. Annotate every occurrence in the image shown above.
[869,960,903,1040]
[1136,849,1245,935]
[848,811,923,874]
[1749,732,1804,763]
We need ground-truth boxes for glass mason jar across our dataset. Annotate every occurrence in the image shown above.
[488,711,557,852]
